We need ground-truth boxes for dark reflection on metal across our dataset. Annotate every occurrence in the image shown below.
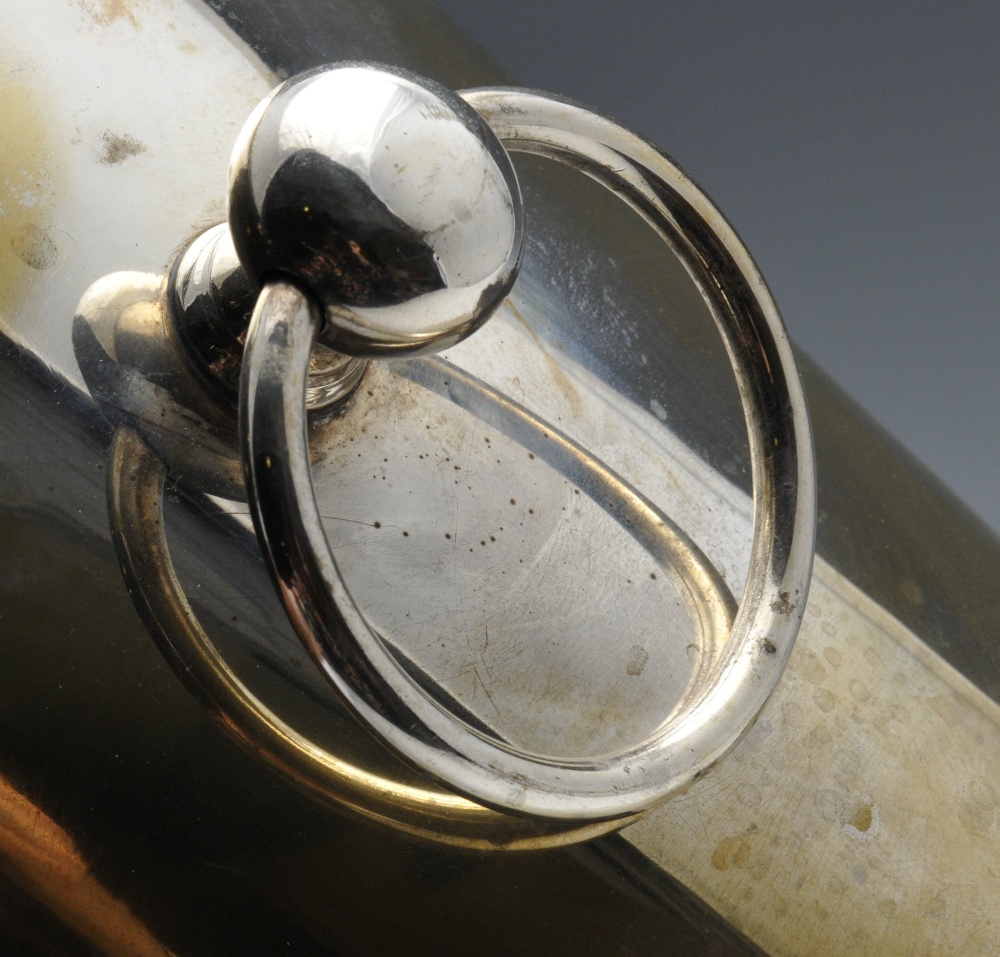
[249,149,447,304]
[171,224,259,399]
[172,224,371,410]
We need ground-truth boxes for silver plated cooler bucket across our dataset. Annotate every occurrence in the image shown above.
[1,2,999,955]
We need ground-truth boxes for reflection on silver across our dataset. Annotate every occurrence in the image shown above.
[228,63,525,357]
[72,270,244,499]
[172,223,369,410]
[237,80,815,823]
[168,62,524,411]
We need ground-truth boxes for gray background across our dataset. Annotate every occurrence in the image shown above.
[433,0,999,536]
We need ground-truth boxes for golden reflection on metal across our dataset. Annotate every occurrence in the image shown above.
[0,774,173,956]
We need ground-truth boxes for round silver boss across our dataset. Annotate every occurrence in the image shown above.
[227,63,525,358]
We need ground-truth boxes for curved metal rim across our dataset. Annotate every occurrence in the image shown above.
[239,88,816,821]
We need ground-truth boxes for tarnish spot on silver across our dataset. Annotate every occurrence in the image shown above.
[627,645,649,676]
[9,223,58,270]
[98,131,146,166]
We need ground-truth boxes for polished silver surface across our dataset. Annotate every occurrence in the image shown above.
[228,63,525,357]
[239,85,816,821]
[172,223,369,410]
[172,222,258,397]
[72,269,245,499]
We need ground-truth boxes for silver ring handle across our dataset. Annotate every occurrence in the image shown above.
[240,87,816,822]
